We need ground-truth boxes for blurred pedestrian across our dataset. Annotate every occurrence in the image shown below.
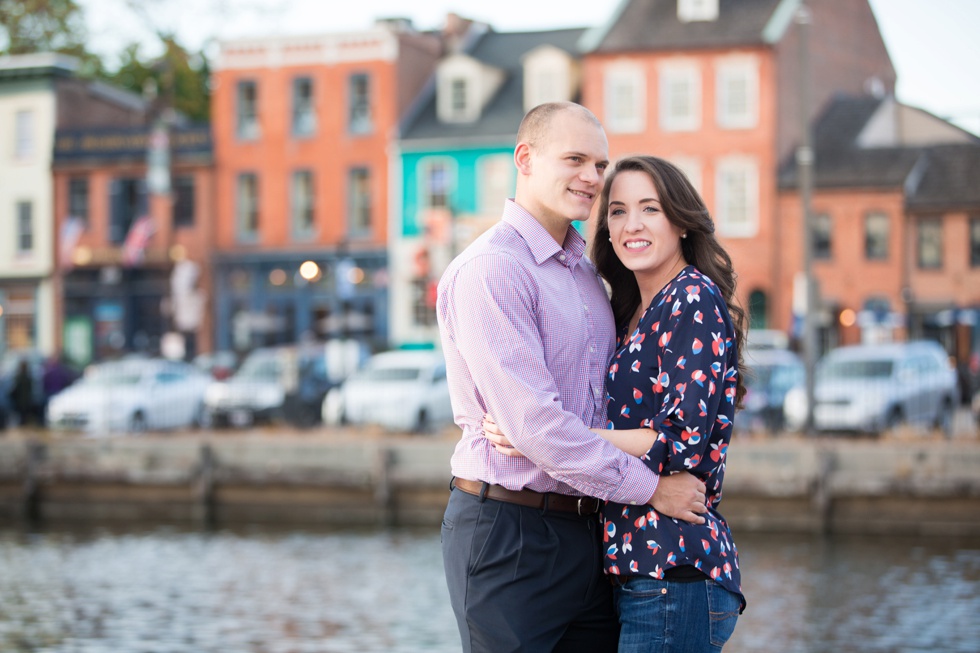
[9,359,38,427]
[41,353,76,425]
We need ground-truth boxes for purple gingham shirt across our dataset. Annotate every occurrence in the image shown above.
[436,200,660,504]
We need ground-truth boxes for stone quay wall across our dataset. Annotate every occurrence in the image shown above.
[1,433,978,536]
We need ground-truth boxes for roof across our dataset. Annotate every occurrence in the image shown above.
[779,94,980,206]
[0,52,79,81]
[583,0,786,54]
[400,27,586,145]
[905,144,980,211]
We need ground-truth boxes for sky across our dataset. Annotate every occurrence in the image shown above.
[78,0,980,136]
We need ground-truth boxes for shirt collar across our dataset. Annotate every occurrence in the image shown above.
[502,199,586,267]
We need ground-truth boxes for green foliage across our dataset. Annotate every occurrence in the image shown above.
[0,0,104,73]
[102,35,211,123]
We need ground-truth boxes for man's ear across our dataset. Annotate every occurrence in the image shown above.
[514,142,532,176]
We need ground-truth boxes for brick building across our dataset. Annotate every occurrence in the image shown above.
[52,123,215,363]
[0,53,148,361]
[209,19,442,353]
[578,0,896,331]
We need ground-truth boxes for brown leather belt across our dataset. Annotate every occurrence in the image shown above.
[453,478,601,516]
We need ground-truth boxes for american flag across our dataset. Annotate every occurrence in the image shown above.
[59,216,85,269]
[122,215,156,267]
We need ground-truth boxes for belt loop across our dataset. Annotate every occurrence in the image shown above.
[542,492,550,513]
[478,482,489,502]
[449,477,456,492]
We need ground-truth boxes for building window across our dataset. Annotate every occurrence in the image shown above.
[678,0,719,22]
[715,156,758,237]
[291,170,315,237]
[865,211,889,260]
[349,73,372,134]
[479,154,513,215]
[68,177,89,226]
[14,110,34,161]
[970,217,980,267]
[917,218,942,269]
[348,168,371,236]
[716,57,759,129]
[669,156,702,194]
[292,77,315,137]
[659,62,700,132]
[16,201,33,253]
[605,64,645,134]
[421,159,453,210]
[109,177,146,244]
[172,175,195,228]
[237,173,259,240]
[748,289,768,330]
[812,213,832,260]
[450,78,468,120]
[236,80,259,140]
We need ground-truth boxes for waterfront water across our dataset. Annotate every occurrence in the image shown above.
[1,524,978,653]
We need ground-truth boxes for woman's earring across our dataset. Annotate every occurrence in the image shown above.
[608,237,612,242]
[681,233,688,239]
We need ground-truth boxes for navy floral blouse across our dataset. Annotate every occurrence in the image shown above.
[602,265,744,608]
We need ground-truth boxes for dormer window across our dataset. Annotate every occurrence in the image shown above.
[450,78,468,120]
[523,45,579,112]
[437,55,504,124]
[678,0,719,22]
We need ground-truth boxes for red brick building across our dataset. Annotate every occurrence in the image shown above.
[52,123,216,362]
[579,0,896,331]
[208,19,442,352]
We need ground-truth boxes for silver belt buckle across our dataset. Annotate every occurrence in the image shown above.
[577,496,591,516]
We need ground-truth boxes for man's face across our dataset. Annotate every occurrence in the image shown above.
[521,111,609,226]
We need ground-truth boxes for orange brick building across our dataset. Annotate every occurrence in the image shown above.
[579,0,896,332]
[209,20,442,352]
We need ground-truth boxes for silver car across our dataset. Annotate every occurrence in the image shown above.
[784,341,958,436]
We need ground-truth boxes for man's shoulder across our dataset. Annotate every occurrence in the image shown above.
[444,223,531,275]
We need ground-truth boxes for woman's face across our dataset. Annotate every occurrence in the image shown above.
[606,170,686,284]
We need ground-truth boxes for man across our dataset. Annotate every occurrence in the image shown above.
[436,101,708,652]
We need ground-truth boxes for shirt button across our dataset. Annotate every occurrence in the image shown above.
[559,254,566,261]
[583,304,589,312]
[590,345,596,353]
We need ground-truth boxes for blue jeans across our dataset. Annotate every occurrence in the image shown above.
[613,577,741,653]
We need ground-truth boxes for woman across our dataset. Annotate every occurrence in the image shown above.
[485,155,747,652]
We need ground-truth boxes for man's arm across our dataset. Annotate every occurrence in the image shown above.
[483,416,707,524]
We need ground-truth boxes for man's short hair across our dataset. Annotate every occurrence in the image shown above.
[517,102,602,149]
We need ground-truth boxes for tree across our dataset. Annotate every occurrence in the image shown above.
[0,0,102,73]
[104,35,210,123]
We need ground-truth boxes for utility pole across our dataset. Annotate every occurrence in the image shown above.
[796,3,819,436]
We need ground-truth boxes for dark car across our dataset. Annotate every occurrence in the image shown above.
[739,348,805,434]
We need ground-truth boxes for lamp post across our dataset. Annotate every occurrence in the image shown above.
[796,3,819,436]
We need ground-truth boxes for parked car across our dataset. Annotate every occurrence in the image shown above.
[202,341,365,428]
[739,347,805,433]
[46,358,211,434]
[322,350,452,433]
[783,341,958,436]
[193,350,239,380]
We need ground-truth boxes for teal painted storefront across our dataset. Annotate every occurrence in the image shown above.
[400,145,515,237]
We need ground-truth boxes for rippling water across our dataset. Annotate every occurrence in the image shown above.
[1,524,978,652]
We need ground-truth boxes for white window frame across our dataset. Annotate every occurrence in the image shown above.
[715,156,759,238]
[15,110,35,161]
[236,173,259,241]
[16,200,33,253]
[291,170,315,238]
[659,61,701,132]
[715,56,759,130]
[236,81,259,140]
[604,63,646,134]
[478,154,514,215]
[668,155,703,195]
[418,157,456,211]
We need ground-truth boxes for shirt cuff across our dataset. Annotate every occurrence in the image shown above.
[609,457,660,506]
